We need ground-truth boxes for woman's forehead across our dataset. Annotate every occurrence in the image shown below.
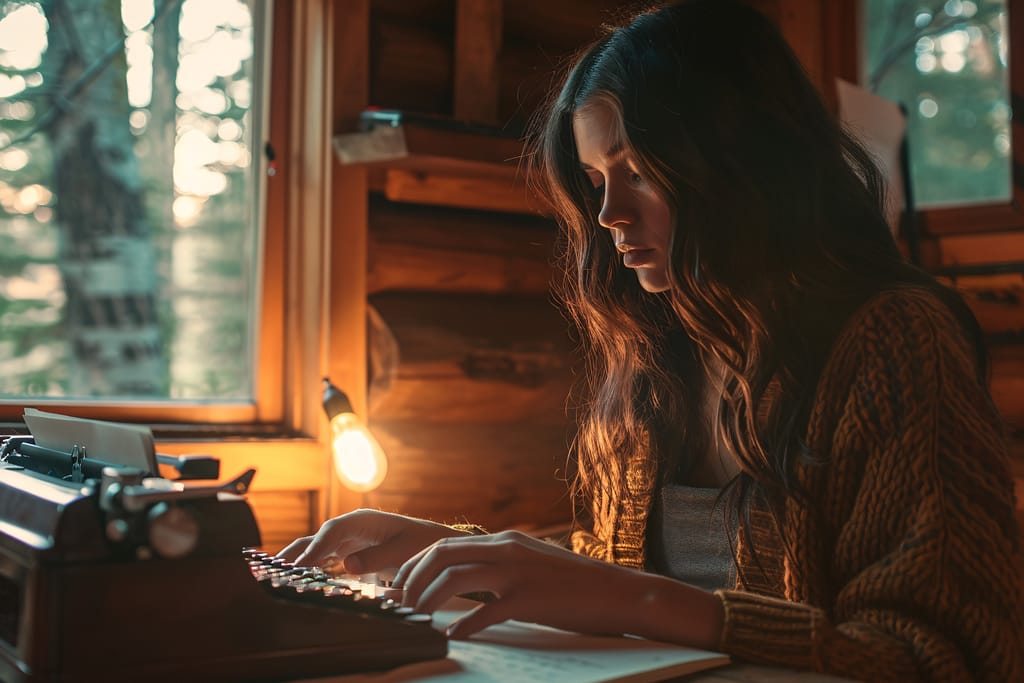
[572,101,627,164]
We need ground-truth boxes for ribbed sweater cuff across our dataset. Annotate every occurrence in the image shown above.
[716,589,821,669]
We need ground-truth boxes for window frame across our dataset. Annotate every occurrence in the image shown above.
[838,0,1024,240]
[0,0,317,434]
[0,0,369,520]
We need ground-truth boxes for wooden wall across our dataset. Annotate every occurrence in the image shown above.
[350,0,619,532]
[327,0,1024,534]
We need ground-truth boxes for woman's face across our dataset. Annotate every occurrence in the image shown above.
[572,101,675,293]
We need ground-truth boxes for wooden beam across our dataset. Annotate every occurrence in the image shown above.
[368,200,554,295]
[384,168,539,214]
[991,344,1024,429]
[454,0,503,124]
[324,0,370,517]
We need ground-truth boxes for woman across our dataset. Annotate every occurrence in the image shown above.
[281,1,1023,679]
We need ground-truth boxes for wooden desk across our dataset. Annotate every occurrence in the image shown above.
[681,665,857,682]
[299,599,858,683]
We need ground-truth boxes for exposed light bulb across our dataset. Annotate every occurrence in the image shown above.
[328,412,388,492]
[322,377,388,492]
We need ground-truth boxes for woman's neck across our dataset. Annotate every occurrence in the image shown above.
[680,355,740,488]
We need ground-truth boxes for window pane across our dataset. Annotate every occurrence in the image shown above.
[0,0,263,400]
[863,0,1010,208]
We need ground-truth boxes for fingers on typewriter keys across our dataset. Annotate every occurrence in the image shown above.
[242,549,431,623]
[322,556,346,575]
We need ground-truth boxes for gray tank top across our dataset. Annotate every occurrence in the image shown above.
[655,483,737,591]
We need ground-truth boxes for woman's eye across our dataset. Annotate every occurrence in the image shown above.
[628,171,643,185]
[589,183,605,199]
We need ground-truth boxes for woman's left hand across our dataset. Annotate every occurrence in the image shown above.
[393,530,724,648]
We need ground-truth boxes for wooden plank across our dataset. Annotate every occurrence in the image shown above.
[991,344,1024,429]
[326,0,371,517]
[365,421,574,532]
[255,0,293,424]
[155,439,330,491]
[368,197,555,295]
[385,168,538,214]
[369,240,551,294]
[368,291,577,423]
[248,489,318,552]
[370,17,453,115]
[454,0,503,124]
[290,0,332,438]
[951,287,1024,339]
[937,232,1024,265]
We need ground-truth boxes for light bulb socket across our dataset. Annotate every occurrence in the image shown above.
[321,377,354,419]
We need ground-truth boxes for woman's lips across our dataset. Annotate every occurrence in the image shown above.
[622,248,657,267]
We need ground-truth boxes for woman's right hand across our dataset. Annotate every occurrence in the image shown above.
[276,509,472,574]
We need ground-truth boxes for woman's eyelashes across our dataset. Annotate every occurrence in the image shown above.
[581,165,645,203]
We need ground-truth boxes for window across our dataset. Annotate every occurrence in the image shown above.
[0,0,267,404]
[863,0,1010,209]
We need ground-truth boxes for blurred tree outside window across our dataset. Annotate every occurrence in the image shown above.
[864,0,1010,208]
[0,0,263,400]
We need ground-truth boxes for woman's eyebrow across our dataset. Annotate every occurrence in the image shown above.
[579,141,627,170]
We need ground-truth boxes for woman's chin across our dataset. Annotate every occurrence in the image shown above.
[635,271,670,294]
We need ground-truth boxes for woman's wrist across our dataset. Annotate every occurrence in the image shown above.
[624,570,726,651]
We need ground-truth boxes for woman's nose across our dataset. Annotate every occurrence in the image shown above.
[598,183,633,230]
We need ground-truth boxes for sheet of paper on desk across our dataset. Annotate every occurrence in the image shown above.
[310,606,729,683]
[22,408,159,474]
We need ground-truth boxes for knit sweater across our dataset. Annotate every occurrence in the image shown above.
[571,288,1024,682]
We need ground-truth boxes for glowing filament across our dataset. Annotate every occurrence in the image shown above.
[330,413,388,492]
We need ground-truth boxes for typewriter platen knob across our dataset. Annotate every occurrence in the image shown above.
[147,502,200,559]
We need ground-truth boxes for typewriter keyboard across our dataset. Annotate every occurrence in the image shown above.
[243,548,431,623]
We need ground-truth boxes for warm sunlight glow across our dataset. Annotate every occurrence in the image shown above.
[125,31,154,108]
[172,195,205,227]
[0,148,29,172]
[0,73,25,98]
[6,102,33,120]
[1,263,62,301]
[941,52,967,72]
[121,0,154,32]
[194,87,229,115]
[174,129,228,196]
[129,109,149,131]
[14,184,50,213]
[0,3,47,71]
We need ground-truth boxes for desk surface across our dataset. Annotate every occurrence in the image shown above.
[300,600,858,683]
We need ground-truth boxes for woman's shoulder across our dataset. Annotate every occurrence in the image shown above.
[809,284,1001,459]
[847,285,963,331]
[833,284,977,359]
[814,284,986,413]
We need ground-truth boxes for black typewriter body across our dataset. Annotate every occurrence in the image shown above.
[0,439,447,682]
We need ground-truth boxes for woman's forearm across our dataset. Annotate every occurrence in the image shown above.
[623,570,726,651]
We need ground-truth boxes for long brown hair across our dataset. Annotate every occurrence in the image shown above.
[526,0,986,560]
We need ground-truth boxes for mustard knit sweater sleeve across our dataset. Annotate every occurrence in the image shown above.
[716,291,1024,682]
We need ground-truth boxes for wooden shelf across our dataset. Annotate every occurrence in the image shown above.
[333,123,542,214]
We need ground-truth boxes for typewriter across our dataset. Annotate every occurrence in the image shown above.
[0,436,447,682]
